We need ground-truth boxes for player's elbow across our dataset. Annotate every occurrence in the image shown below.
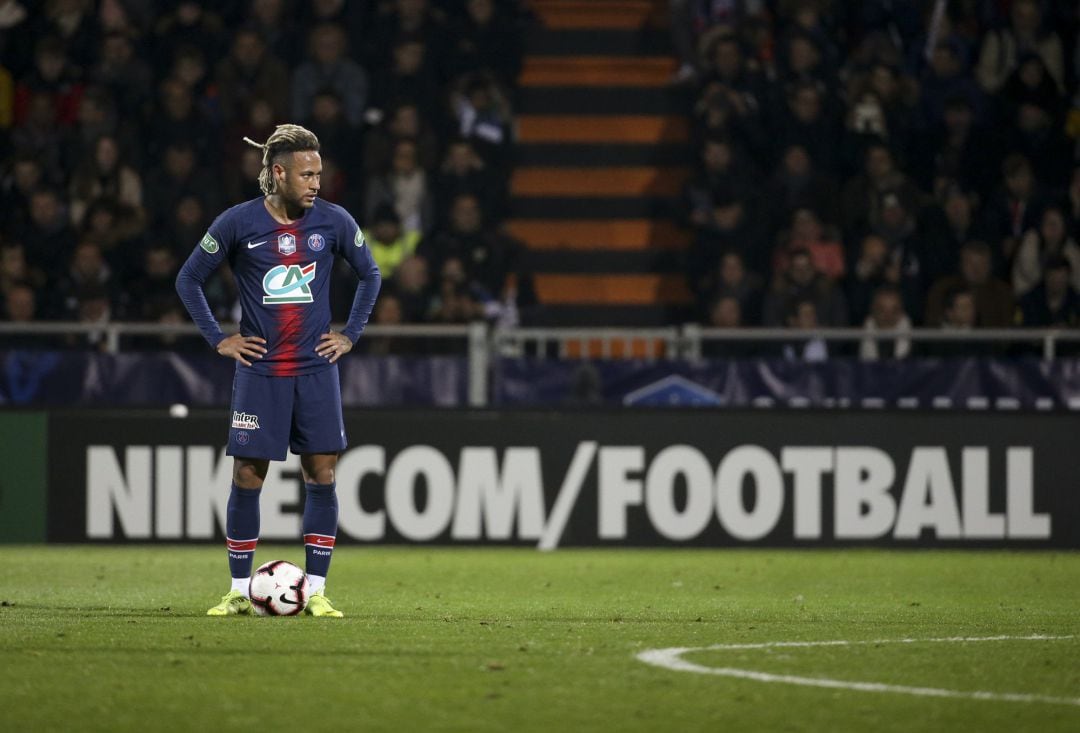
[174,268,190,296]
[175,265,203,298]
[366,262,382,289]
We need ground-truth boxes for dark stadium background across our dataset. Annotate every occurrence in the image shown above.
[1,8,1079,731]
[0,0,1079,545]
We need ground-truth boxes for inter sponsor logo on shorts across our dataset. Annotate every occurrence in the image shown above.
[307,233,325,252]
[278,233,296,255]
[232,411,260,430]
[262,262,316,304]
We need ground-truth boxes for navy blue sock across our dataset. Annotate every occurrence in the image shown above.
[303,482,338,580]
[226,483,261,580]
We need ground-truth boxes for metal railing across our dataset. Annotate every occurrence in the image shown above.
[684,326,1080,360]
[0,321,1078,407]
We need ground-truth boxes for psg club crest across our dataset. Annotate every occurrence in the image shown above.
[278,233,296,255]
[307,233,325,252]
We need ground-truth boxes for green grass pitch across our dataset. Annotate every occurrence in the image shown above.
[1,547,1078,732]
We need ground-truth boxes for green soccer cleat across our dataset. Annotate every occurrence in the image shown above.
[206,590,253,616]
[305,591,344,618]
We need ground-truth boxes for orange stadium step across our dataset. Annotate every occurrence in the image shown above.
[506,219,691,251]
[510,166,688,198]
[562,338,672,358]
[518,115,689,144]
[530,0,667,29]
[534,274,692,306]
[520,56,675,87]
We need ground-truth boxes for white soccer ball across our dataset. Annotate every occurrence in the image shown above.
[249,560,309,616]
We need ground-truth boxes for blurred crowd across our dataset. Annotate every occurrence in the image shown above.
[3,0,1080,358]
[674,0,1080,354]
[0,0,527,346]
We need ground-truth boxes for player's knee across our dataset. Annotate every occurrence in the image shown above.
[301,454,337,485]
[309,466,335,485]
[233,460,268,489]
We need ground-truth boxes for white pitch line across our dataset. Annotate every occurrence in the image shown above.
[637,635,1080,707]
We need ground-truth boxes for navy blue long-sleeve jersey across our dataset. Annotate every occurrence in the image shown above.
[176,197,381,376]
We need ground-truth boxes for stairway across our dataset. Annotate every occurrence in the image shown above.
[510,0,695,326]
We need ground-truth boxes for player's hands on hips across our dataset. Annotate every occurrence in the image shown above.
[217,334,267,366]
[317,331,353,363]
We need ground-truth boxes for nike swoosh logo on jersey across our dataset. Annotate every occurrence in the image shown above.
[247,240,268,249]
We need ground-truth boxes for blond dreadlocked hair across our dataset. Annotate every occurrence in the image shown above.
[243,124,321,196]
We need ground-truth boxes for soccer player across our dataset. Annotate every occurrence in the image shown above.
[176,124,381,617]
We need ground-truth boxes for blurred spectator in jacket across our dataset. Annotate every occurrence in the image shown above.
[448,0,522,86]
[997,53,1071,186]
[151,1,226,72]
[363,101,440,177]
[306,88,363,190]
[56,240,125,321]
[291,23,368,127]
[846,233,920,326]
[925,240,1014,327]
[765,144,840,229]
[144,141,208,232]
[18,188,73,282]
[363,204,421,281]
[976,0,1064,94]
[3,281,37,322]
[763,247,848,327]
[781,295,828,362]
[246,0,300,67]
[392,254,434,323]
[430,255,483,324]
[452,72,513,174]
[683,136,757,232]
[772,207,845,282]
[215,28,291,123]
[15,35,83,127]
[703,249,763,325]
[434,137,501,227]
[1013,206,1080,297]
[916,183,987,288]
[12,92,68,177]
[685,183,761,296]
[369,32,441,119]
[841,142,923,237]
[983,154,1047,267]
[147,76,216,162]
[364,138,434,235]
[919,37,985,128]
[68,133,143,226]
[914,95,995,197]
[1015,255,1079,327]
[859,285,912,360]
[92,31,153,120]
[923,287,981,357]
[776,81,839,171]
[424,193,522,302]
[129,244,180,322]
[1,153,45,238]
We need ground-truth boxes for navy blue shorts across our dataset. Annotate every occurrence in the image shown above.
[226,366,347,461]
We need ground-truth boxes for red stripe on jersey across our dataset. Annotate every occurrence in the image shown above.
[303,533,336,548]
[271,302,306,375]
[270,224,306,376]
[226,537,258,552]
